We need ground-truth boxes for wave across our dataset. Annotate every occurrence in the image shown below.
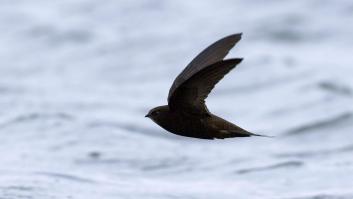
[284,112,353,136]
[236,160,303,174]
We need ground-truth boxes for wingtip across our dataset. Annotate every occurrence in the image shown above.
[224,58,244,64]
[236,58,244,64]
[230,33,242,41]
[222,33,242,43]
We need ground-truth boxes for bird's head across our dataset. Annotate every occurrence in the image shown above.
[145,105,169,121]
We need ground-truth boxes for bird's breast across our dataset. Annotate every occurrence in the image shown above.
[157,112,211,138]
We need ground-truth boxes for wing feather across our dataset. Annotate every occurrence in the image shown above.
[168,59,243,116]
[168,33,242,102]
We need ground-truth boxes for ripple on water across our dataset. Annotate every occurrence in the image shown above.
[76,155,193,174]
[275,144,353,159]
[0,112,75,129]
[34,172,97,184]
[288,193,353,199]
[318,80,352,96]
[235,160,303,174]
[24,24,94,45]
[284,112,353,136]
[0,185,37,199]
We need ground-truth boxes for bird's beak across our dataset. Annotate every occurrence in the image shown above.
[145,113,150,118]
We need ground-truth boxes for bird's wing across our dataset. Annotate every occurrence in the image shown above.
[168,33,242,103]
[168,59,243,116]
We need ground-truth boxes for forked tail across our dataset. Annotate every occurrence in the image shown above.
[250,132,275,138]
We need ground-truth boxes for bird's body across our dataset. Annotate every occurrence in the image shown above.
[146,33,269,139]
[148,105,260,139]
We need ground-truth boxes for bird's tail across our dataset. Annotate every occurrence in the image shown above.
[250,132,275,138]
[216,129,274,139]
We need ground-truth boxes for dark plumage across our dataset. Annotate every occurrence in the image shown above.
[146,33,269,139]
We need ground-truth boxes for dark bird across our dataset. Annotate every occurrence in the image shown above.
[146,33,269,139]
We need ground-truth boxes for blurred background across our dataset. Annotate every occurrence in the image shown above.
[0,0,352,198]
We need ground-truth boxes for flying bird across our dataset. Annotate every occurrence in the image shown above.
[146,33,269,139]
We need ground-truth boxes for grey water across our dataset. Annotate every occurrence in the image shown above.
[0,0,353,198]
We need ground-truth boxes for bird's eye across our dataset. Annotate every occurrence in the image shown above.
[152,111,159,116]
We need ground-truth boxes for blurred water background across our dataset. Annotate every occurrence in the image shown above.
[0,0,353,198]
